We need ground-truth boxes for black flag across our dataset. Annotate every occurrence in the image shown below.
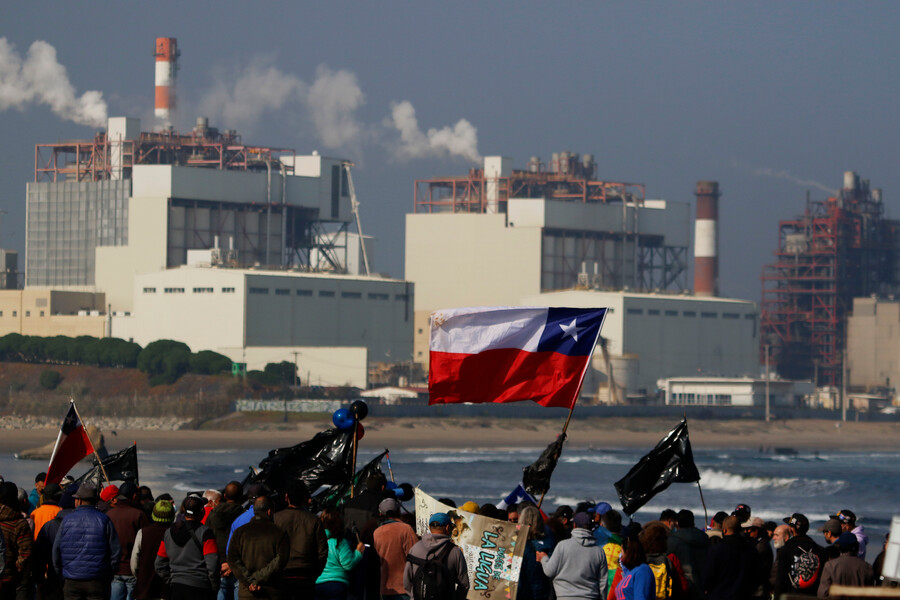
[75,444,139,487]
[313,450,388,510]
[614,419,700,515]
[522,433,566,497]
[253,427,354,496]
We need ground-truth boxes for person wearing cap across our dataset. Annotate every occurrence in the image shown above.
[52,483,122,600]
[130,499,175,600]
[733,504,752,527]
[108,481,150,600]
[589,502,612,545]
[536,512,607,600]
[373,497,418,600]
[668,509,710,599]
[272,481,328,600]
[31,483,62,539]
[742,517,772,600]
[830,510,868,560]
[773,513,827,598]
[819,519,842,560]
[1,480,33,598]
[206,481,245,600]
[99,485,120,513]
[155,495,219,600]
[546,506,574,544]
[817,532,874,597]
[227,496,289,600]
[404,512,468,600]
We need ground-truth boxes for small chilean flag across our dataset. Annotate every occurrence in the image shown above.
[45,403,95,485]
[428,306,607,408]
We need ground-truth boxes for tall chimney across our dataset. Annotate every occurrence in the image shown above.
[154,37,179,129]
[694,180,720,297]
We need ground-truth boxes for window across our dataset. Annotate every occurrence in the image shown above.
[626,308,643,315]
[368,293,389,300]
[683,311,696,317]
[296,289,312,297]
[723,313,740,319]
[222,287,235,293]
[164,287,185,293]
[665,310,678,316]
[418,328,424,334]
[0,311,3,317]
[40,311,45,317]
[395,294,409,301]
[193,287,214,293]
[341,291,362,299]
[744,313,756,319]
[319,290,335,298]
[249,287,269,295]
[12,311,17,317]
[701,312,717,318]
[275,289,290,296]
[648,309,660,315]
[25,311,30,317]
[143,287,156,293]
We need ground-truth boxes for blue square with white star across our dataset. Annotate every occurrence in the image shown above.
[537,307,607,356]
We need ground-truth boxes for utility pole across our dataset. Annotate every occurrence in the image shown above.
[292,351,299,387]
[764,344,771,422]
[841,348,848,422]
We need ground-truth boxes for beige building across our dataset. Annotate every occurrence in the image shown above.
[846,296,900,398]
[0,289,106,337]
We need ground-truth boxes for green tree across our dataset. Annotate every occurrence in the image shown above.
[263,361,297,385]
[138,340,192,385]
[189,350,233,375]
[39,370,62,390]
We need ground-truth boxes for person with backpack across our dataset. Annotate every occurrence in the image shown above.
[537,512,608,600]
[314,508,364,600]
[638,522,688,600]
[404,512,468,600]
[773,513,827,598]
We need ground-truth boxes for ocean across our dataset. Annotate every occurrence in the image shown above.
[2,444,894,551]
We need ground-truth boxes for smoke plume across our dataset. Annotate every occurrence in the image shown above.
[306,66,365,150]
[733,160,837,195]
[390,100,481,162]
[0,37,107,127]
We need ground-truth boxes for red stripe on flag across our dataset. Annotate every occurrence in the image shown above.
[45,425,94,485]
[429,348,589,408]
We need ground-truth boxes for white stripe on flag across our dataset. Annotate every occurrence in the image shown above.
[430,307,548,354]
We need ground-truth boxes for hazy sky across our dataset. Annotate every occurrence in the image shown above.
[3,2,899,301]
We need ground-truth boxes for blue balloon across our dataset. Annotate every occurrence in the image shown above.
[332,408,355,430]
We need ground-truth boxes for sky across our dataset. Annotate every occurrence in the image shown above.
[2,2,900,302]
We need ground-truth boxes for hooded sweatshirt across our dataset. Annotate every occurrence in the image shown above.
[540,527,608,600]
[851,525,869,560]
[403,532,468,597]
[154,519,219,591]
[667,526,710,597]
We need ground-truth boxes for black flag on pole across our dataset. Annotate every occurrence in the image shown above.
[614,419,700,515]
[522,433,566,497]
[75,444,139,487]
[252,428,354,496]
[313,450,388,510]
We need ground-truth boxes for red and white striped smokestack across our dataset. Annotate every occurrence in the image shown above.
[154,37,179,129]
[694,180,720,297]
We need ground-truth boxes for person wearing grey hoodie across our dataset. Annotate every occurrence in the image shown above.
[537,512,608,600]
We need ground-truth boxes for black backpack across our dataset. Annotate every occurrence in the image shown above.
[407,541,457,600]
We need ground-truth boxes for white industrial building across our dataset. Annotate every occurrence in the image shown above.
[658,376,814,408]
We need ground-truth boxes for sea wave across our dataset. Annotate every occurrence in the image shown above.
[560,455,632,466]
[699,469,846,495]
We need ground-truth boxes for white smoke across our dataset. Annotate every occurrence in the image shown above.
[390,100,481,162]
[306,66,365,150]
[733,160,837,195]
[0,37,107,127]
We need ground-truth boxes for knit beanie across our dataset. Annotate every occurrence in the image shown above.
[152,499,175,524]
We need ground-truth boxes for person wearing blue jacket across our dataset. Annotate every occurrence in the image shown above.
[315,508,364,600]
[51,483,122,600]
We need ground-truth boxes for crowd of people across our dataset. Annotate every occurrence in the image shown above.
[0,470,895,600]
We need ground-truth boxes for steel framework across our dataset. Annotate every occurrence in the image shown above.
[760,179,895,386]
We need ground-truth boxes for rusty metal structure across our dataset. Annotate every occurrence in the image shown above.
[760,171,898,386]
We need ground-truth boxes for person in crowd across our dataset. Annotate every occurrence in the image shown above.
[1,481,33,600]
[831,510,868,560]
[667,509,709,600]
[206,481,245,600]
[507,503,520,524]
[227,496,289,600]
[639,521,688,599]
[31,483,62,539]
[733,504,752,527]
[131,499,175,600]
[599,510,624,593]
[28,473,47,513]
[537,512,607,600]
[517,506,553,600]
[99,485,119,513]
[315,508,364,600]
[201,491,222,525]
[108,481,150,600]
[774,513,827,598]
[32,483,77,600]
[52,483,121,600]
[272,481,328,600]
[817,532,874,597]
[228,485,267,554]
[819,519,841,555]
[137,488,156,519]
[659,510,678,533]
[458,501,480,515]
[479,504,500,520]
[155,496,219,600]
[547,506,574,544]
[342,474,386,532]
[590,503,613,544]
[706,511,728,544]
[702,515,759,600]
[769,523,791,592]
[373,498,418,600]
[743,517,772,600]
[612,536,655,600]
[404,513,468,600]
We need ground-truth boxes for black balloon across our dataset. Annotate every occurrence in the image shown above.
[349,400,368,421]
[397,482,414,502]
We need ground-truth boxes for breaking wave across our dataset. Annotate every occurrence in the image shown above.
[699,469,845,495]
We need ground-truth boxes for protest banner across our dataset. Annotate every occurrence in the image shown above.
[414,488,526,600]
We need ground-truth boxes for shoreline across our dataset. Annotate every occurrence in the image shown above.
[2,417,899,455]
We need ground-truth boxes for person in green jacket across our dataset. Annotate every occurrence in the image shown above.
[315,508,364,600]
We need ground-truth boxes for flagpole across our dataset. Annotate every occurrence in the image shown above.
[696,481,709,530]
[385,450,396,482]
[70,400,111,486]
[349,422,359,498]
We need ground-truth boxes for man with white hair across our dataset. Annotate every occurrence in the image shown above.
[202,490,222,523]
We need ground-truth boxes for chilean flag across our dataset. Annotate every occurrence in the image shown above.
[45,403,95,485]
[429,306,607,408]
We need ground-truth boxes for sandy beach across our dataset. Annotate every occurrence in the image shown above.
[2,416,898,454]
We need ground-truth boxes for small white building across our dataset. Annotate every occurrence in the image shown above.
[658,376,814,407]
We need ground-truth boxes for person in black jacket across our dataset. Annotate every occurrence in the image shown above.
[702,516,760,600]
[773,513,827,598]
